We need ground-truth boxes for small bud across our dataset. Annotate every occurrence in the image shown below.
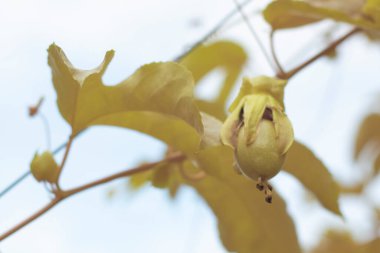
[28,97,44,117]
[30,151,59,183]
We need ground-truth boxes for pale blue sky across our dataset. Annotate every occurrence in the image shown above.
[0,0,379,252]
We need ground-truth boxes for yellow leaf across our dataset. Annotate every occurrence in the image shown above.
[48,44,203,154]
[283,141,342,215]
[188,146,301,253]
[263,0,379,30]
[180,41,247,120]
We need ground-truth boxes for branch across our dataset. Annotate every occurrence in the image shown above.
[277,27,361,80]
[269,30,285,76]
[173,0,253,62]
[0,152,186,241]
[0,198,62,241]
[62,152,186,197]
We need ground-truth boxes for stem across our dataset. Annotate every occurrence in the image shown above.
[0,171,31,198]
[279,27,361,80]
[56,135,74,186]
[173,0,253,62]
[269,30,285,76]
[0,152,186,241]
[232,0,279,74]
[38,113,51,150]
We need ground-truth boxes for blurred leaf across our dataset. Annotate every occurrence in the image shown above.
[180,41,247,120]
[48,44,203,153]
[374,153,380,173]
[128,166,154,190]
[187,146,301,253]
[283,141,342,215]
[263,0,379,30]
[151,163,171,188]
[312,230,380,253]
[363,0,380,23]
[354,114,380,159]
[127,113,222,194]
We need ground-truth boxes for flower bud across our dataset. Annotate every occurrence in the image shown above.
[220,76,294,201]
[30,151,59,183]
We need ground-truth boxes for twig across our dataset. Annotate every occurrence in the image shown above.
[232,0,279,74]
[173,0,253,62]
[0,152,186,241]
[269,30,285,76]
[279,27,361,80]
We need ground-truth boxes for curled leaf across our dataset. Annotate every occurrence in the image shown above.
[48,44,203,154]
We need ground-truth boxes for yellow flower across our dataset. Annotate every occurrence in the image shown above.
[220,76,294,202]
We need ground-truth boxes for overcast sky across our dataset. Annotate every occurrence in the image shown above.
[0,0,380,252]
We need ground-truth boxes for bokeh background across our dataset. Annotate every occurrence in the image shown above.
[0,0,379,252]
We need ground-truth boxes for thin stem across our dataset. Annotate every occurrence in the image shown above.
[269,30,285,76]
[232,0,279,74]
[56,135,74,187]
[0,171,30,198]
[173,0,253,62]
[0,152,186,241]
[280,27,361,80]
[38,113,51,150]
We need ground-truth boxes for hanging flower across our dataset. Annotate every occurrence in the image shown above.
[220,76,294,203]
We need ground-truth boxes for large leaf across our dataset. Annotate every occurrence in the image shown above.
[187,146,301,253]
[180,41,247,120]
[283,141,341,215]
[48,44,203,153]
[263,0,379,30]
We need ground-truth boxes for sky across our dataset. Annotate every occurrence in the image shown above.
[0,0,380,252]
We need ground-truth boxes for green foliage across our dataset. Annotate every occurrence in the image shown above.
[30,151,59,183]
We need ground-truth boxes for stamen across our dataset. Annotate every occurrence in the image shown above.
[262,107,273,121]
